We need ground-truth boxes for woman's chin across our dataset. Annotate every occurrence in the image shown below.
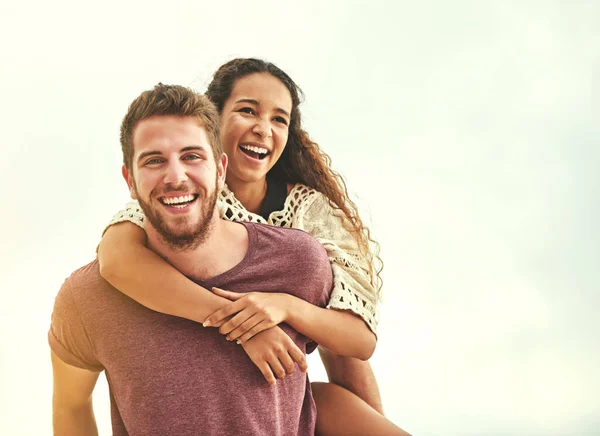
[226,166,269,186]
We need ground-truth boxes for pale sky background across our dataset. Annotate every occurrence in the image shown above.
[1,1,599,435]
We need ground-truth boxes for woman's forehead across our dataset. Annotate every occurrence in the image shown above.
[228,73,292,112]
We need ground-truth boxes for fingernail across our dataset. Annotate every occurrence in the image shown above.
[203,321,211,327]
[236,340,241,345]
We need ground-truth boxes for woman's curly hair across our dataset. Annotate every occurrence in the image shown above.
[206,58,383,297]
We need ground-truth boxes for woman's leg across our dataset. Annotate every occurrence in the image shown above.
[312,382,411,436]
[318,347,384,414]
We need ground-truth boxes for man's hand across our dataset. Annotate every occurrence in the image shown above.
[205,288,291,343]
[240,326,307,385]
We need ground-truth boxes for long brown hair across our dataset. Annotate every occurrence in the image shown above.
[206,58,382,296]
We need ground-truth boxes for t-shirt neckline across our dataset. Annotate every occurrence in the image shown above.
[195,221,257,289]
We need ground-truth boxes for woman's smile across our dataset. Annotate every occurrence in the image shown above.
[219,73,292,185]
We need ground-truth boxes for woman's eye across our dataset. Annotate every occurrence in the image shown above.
[238,107,256,115]
[274,116,288,126]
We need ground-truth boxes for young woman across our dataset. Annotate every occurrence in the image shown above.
[99,58,408,435]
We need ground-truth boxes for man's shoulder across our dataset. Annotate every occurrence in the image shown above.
[246,221,323,250]
[58,259,110,303]
[244,222,330,273]
[63,259,103,287]
[52,259,118,340]
[244,220,309,237]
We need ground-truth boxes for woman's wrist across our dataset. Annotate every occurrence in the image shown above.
[282,293,305,328]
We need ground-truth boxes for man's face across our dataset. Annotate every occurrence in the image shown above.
[123,115,227,250]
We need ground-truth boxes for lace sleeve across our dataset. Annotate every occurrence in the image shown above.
[102,200,146,235]
[293,190,380,334]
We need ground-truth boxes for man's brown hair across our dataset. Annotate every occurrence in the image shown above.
[120,83,222,170]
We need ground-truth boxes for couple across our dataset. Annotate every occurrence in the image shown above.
[49,58,409,435]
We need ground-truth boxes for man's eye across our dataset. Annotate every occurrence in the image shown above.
[146,158,163,165]
[183,154,201,161]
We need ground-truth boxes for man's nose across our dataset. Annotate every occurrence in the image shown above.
[163,160,188,185]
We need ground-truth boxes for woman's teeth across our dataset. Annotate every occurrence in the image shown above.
[240,144,269,159]
[240,144,268,154]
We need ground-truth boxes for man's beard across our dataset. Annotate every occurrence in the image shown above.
[136,179,219,252]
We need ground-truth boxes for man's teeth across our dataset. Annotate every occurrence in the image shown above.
[240,144,268,155]
[162,195,195,205]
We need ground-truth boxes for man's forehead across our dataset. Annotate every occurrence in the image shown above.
[133,115,205,139]
[132,116,210,154]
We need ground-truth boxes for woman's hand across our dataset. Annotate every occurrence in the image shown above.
[241,326,307,385]
[204,288,292,343]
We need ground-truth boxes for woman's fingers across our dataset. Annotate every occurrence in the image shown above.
[237,320,273,344]
[218,309,251,335]
[287,341,308,373]
[267,354,287,381]
[224,313,262,340]
[276,348,297,376]
[211,287,244,301]
[204,300,245,327]
[256,359,277,385]
[240,326,308,385]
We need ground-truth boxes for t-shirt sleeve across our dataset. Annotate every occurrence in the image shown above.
[48,278,104,372]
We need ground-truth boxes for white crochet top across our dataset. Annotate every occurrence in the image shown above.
[107,183,379,333]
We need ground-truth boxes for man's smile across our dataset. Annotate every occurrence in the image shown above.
[158,194,199,209]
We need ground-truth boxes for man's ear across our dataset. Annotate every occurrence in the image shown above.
[122,165,138,200]
[217,153,228,190]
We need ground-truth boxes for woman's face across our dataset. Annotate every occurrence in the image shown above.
[219,73,293,185]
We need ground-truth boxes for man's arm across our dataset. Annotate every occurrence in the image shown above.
[318,347,384,415]
[51,350,101,436]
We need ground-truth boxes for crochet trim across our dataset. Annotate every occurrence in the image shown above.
[105,184,379,333]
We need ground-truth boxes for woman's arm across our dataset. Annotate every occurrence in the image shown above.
[204,189,380,360]
[206,289,376,360]
[98,221,226,322]
[99,221,307,382]
[287,296,376,360]
[299,192,380,334]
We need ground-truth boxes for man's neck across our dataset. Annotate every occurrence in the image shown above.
[226,176,267,214]
[146,215,248,282]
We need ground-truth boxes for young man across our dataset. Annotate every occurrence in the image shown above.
[48,84,332,435]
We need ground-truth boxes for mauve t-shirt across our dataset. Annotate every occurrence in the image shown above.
[49,222,333,435]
